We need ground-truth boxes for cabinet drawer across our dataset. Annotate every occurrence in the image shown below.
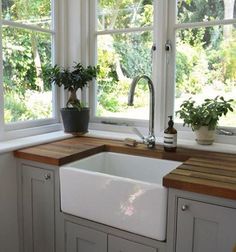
[108,235,157,252]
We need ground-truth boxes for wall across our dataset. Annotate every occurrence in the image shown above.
[0,152,19,252]
[67,0,82,64]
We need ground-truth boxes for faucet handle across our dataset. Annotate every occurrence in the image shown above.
[133,128,156,149]
[146,135,156,149]
[132,127,145,141]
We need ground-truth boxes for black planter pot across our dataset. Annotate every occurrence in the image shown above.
[60,107,90,134]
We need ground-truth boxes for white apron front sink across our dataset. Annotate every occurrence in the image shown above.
[60,152,181,240]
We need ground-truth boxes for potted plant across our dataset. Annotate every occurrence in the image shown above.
[176,96,234,145]
[47,62,99,134]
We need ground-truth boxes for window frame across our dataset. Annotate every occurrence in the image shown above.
[0,0,64,141]
[88,0,158,130]
[166,0,236,143]
[86,0,236,144]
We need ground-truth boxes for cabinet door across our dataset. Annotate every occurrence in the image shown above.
[22,165,55,252]
[108,235,157,252]
[65,222,107,252]
[176,198,236,252]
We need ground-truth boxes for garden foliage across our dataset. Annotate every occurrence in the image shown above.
[3,0,236,125]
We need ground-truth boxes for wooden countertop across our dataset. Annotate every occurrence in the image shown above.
[14,136,236,200]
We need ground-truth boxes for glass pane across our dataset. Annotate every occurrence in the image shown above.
[98,0,153,30]
[175,25,236,127]
[3,26,53,123]
[177,0,234,23]
[96,31,153,120]
[2,0,51,29]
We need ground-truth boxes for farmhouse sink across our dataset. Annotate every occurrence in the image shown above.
[60,152,181,240]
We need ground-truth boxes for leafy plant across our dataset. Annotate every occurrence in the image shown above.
[46,63,99,110]
[176,96,234,130]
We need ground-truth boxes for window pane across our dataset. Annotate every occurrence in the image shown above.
[98,0,153,30]
[2,0,51,29]
[3,26,53,123]
[96,31,153,120]
[175,25,236,127]
[177,0,235,23]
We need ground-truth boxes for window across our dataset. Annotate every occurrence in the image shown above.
[0,0,59,139]
[168,0,236,130]
[90,0,154,124]
[88,0,236,142]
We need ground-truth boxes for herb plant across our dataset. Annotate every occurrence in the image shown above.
[176,96,234,130]
[47,63,99,110]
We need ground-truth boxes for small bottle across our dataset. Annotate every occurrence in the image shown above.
[164,116,177,152]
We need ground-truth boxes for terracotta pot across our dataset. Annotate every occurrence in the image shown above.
[60,107,89,135]
[194,126,216,145]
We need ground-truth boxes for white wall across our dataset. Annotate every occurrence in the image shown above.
[0,152,19,252]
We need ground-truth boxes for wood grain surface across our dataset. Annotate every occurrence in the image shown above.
[163,155,236,200]
[14,136,236,200]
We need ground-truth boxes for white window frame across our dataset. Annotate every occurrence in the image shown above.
[86,0,178,137]
[0,0,66,141]
[88,0,160,131]
[84,0,236,144]
[166,0,236,144]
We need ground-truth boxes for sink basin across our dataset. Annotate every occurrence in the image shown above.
[60,152,181,240]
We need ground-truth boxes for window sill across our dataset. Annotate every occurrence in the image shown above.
[0,128,235,155]
[85,129,236,154]
[0,131,72,154]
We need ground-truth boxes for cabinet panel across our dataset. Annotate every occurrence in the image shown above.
[176,198,236,252]
[22,165,55,252]
[65,222,107,252]
[108,235,157,252]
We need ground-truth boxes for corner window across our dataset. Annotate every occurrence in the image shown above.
[1,0,57,129]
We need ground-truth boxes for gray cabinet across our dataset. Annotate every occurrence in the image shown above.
[176,198,236,252]
[21,164,55,252]
[108,235,157,252]
[65,222,107,252]
[65,222,159,252]
[65,222,157,252]
[18,160,165,252]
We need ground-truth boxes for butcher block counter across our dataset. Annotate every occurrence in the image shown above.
[14,136,236,200]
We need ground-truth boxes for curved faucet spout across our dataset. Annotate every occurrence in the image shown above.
[128,75,155,148]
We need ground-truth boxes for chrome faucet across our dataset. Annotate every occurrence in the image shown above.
[128,75,155,149]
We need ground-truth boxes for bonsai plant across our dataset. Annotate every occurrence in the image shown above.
[47,62,99,134]
[176,96,234,144]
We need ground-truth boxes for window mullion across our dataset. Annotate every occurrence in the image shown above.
[174,18,236,30]
[80,0,90,106]
[0,0,4,138]
[2,20,55,34]
[96,26,153,35]
[0,1,4,139]
[165,0,176,127]
[89,0,98,120]
[154,0,169,136]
